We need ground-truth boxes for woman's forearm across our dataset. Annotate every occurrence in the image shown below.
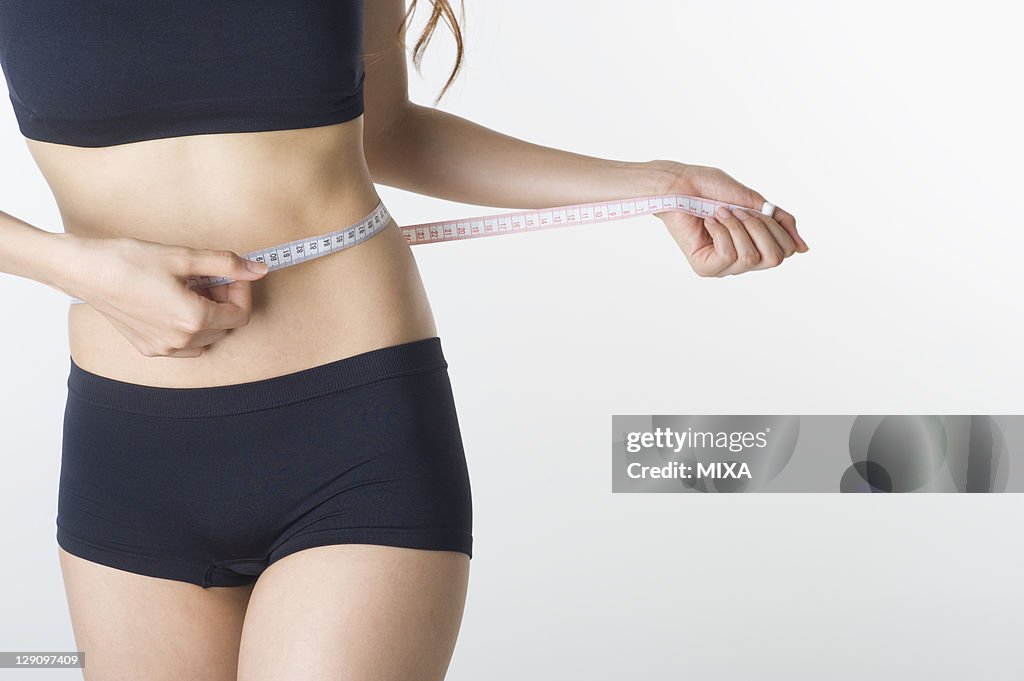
[365,104,677,209]
[0,211,78,294]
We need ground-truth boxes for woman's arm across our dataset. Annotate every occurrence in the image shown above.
[363,1,807,277]
[366,103,671,210]
[366,105,809,277]
[0,211,79,294]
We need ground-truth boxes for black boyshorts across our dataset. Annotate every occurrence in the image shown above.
[57,337,473,588]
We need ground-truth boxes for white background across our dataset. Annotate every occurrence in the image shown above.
[1,1,1022,679]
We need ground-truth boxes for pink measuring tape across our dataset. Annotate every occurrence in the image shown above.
[67,193,775,303]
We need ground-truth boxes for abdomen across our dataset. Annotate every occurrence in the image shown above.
[29,119,438,387]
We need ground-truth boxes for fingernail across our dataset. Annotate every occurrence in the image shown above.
[246,259,269,274]
[715,206,731,219]
[731,207,747,218]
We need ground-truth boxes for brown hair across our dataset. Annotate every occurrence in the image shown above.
[401,0,465,104]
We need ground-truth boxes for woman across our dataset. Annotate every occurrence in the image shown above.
[0,0,807,678]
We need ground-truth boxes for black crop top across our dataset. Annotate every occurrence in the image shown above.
[0,1,365,147]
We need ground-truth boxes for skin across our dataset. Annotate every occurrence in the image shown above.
[1,1,808,678]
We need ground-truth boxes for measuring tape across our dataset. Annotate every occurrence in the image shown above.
[66,193,774,304]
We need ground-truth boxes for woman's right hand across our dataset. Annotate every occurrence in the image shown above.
[58,234,269,358]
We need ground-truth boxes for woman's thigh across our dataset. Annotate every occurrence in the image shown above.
[237,544,470,681]
[59,548,254,681]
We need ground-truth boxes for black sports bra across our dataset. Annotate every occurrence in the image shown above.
[0,1,365,147]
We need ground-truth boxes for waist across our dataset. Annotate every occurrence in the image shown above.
[27,121,437,387]
[67,212,439,388]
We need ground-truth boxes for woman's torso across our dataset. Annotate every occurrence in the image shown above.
[28,119,438,388]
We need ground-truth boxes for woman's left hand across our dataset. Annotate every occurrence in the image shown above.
[645,159,809,277]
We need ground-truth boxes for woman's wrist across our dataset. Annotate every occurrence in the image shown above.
[41,231,91,297]
[0,213,91,296]
[629,159,688,197]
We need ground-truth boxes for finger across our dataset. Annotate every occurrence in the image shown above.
[765,218,794,258]
[698,216,738,277]
[192,271,255,311]
[177,248,270,282]
[732,209,785,270]
[193,284,253,331]
[725,181,806,253]
[771,206,808,252]
[224,279,252,313]
[714,206,760,274]
[757,213,798,258]
[204,282,230,304]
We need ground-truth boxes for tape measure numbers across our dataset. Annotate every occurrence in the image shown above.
[66,193,774,304]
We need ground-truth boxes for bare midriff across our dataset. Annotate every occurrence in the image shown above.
[27,117,438,388]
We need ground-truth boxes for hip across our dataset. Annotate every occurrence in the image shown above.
[58,335,474,583]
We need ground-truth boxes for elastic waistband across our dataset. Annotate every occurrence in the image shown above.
[67,337,447,418]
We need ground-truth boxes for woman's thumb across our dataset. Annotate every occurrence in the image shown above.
[187,249,269,281]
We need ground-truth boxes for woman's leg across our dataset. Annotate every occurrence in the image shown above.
[59,549,254,681]
[237,544,470,681]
